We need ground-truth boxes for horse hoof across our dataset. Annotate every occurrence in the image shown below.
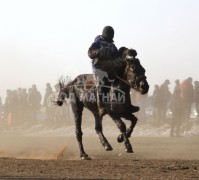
[81,154,91,160]
[105,145,113,151]
[117,134,124,143]
[125,148,134,153]
[81,156,91,160]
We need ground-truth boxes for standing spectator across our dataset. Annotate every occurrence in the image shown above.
[194,81,199,120]
[43,83,54,124]
[21,89,28,123]
[0,97,2,122]
[159,79,171,122]
[43,83,53,107]
[170,79,183,137]
[152,85,161,123]
[27,84,42,124]
[180,77,194,121]
[16,87,23,125]
[27,88,32,124]
[12,90,18,126]
[4,90,15,127]
[135,92,148,121]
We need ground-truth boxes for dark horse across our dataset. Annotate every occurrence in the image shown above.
[56,47,149,159]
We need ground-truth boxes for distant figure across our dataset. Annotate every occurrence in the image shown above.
[43,83,53,121]
[27,84,42,123]
[152,84,161,123]
[135,92,148,121]
[16,87,23,125]
[4,90,15,127]
[170,79,183,137]
[194,81,199,120]
[21,89,28,123]
[0,97,2,121]
[12,90,18,125]
[43,83,53,107]
[180,77,194,121]
[159,79,171,122]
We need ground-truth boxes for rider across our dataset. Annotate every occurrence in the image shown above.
[88,26,139,116]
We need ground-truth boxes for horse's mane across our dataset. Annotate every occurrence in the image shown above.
[58,76,72,89]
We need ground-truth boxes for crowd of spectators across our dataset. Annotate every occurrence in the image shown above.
[132,77,199,137]
[0,77,198,137]
[0,83,72,128]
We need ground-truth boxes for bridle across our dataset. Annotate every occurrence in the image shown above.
[114,56,146,89]
[126,66,144,89]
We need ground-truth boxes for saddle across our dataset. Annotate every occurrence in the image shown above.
[85,79,94,89]
[75,74,95,90]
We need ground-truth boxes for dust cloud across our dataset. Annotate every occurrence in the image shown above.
[0,108,199,161]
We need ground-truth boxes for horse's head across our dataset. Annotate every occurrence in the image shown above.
[119,47,149,94]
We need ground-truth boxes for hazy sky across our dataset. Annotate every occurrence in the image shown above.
[0,0,199,101]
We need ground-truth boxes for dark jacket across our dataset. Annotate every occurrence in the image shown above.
[88,35,119,68]
[194,84,199,103]
[171,84,182,111]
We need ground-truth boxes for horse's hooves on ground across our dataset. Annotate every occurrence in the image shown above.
[117,134,124,143]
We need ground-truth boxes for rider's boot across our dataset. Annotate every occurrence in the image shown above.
[129,104,140,113]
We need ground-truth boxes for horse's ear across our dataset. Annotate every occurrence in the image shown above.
[119,47,128,57]
[127,49,137,58]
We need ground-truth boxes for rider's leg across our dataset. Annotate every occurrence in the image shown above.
[96,86,106,116]
[93,71,106,116]
[97,81,111,116]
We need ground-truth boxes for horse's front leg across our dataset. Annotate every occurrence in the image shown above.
[117,113,138,143]
[93,113,113,151]
[72,102,90,160]
[113,117,133,153]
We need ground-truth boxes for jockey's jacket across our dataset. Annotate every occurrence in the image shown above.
[88,35,119,68]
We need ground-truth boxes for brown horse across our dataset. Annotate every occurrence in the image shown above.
[56,47,149,159]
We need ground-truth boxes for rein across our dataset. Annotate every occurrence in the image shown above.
[113,65,134,87]
[113,64,146,89]
[113,74,132,86]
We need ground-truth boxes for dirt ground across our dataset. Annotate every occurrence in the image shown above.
[0,134,199,179]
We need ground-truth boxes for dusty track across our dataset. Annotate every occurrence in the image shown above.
[0,158,198,180]
[0,135,199,179]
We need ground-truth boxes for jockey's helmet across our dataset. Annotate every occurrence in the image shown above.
[102,26,114,42]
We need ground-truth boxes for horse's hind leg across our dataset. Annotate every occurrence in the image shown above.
[71,101,90,160]
[93,113,113,151]
[117,113,138,143]
[112,116,133,153]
